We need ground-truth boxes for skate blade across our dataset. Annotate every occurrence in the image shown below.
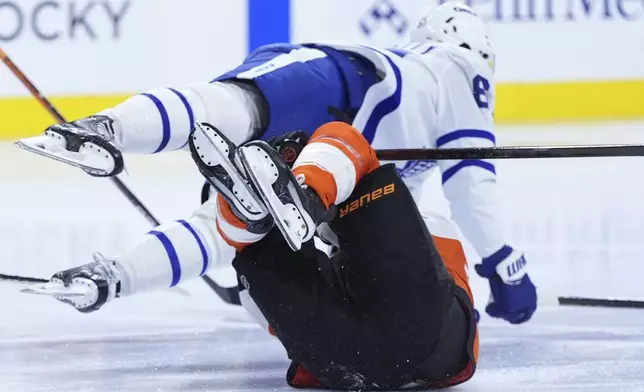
[239,145,304,251]
[15,136,110,175]
[191,122,265,216]
[21,282,89,297]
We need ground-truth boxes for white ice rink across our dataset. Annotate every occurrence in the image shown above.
[2,123,644,391]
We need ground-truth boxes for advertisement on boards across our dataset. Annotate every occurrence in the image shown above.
[0,0,248,137]
[1,0,643,139]
[292,0,644,122]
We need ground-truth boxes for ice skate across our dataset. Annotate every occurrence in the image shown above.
[189,122,270,229]
[15,115,124,177]
[239,141,327,251]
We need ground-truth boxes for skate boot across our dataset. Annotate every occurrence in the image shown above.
[239,121,381,251]
[239,141,328,251]
[188,122,272,234]
[15,115,124,177]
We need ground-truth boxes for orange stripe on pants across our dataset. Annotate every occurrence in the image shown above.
[431,235,479,363]
[293,122,380,209]
[307,122,380,181]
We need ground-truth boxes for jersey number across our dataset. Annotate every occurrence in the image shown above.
[473,75,490,109]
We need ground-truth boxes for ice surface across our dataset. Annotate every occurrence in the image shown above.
[2,281,644,392]
[3,123,644,391]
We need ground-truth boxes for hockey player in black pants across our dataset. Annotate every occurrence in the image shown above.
[233,129,476,390]
[44,121,479,390]
[188,121,479,389]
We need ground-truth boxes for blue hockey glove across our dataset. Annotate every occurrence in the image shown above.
[474,245,537,324]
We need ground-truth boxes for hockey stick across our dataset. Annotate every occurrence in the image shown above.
[376,144,644,161]
[558,296,644,309]
[0,48,240,306]
[0,273,48,285]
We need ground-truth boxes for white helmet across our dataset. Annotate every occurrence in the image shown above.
[410,2,495,71]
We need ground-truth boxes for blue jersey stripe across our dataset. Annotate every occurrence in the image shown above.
[442,160,496,184]
[141,93,171,153]
[177,220,209,276]
[149,230,181,287]
[389,48,409,58]
[248,0,290,53]
[361,49,403,144]
[167,88,195,149]
[420,46,436,54]
[436,129,496,148]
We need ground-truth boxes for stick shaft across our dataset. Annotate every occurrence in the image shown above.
[0,48,66,123]
[376,144,644,161]
[0,273,48,284]
[558,296,644,309]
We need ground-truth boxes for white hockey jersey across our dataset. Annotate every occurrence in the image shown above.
[320,41,503,259]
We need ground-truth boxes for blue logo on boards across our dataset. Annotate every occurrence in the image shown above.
[360,0,409,37]
[357,0,642,39]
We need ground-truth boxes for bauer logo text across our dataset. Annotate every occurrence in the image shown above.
[339,183,395,218]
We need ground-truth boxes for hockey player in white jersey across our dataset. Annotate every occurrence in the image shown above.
[19,0,536,328]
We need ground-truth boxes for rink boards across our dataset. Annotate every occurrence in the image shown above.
[1,0,644,139]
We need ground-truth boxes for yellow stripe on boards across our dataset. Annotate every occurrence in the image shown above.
[496,80,644,124]
[0,94,132,139]
[1,79,643,140]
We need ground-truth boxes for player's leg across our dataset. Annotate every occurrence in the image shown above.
[16,79,265,177]
[238,120,380,250]
[19,43,378,177]
[42,124,276,312]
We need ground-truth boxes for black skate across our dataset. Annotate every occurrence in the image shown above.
[238,141,327,251]
[189,122,272,232]
[15,115,124,177]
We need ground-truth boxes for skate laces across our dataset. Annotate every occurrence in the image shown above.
[91,252,119,282]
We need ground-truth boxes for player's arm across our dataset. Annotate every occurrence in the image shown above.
[44,196,235,313]
[436,63,537,324]
[17,80,267,177]
[435,64,501,259]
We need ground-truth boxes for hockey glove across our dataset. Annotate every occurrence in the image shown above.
[15,115,124,177]
[266,131,309,167]
[48,253,123,313]
[474,245,537,324]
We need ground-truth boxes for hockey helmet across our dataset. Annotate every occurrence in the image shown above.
[410,2,495,71]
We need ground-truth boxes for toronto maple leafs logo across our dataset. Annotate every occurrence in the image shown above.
[359,0,409,37]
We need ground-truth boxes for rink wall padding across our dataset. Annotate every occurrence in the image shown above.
[0,95,131,139]
[1,0,643,139]
[2,79,644,139]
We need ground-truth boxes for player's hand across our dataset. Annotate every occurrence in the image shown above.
[15,115,124,177]
[266,131,309,167]
[474,245,537,324]
[49,253,122,313]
